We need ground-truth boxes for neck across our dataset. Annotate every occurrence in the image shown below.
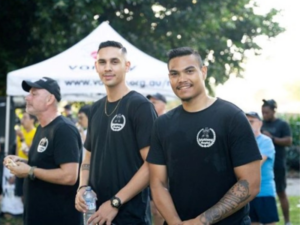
[182,93,216,112]
[37,110,60,127]
[106,83,130,102]
[24,125,35,132]
[254,131,261,137]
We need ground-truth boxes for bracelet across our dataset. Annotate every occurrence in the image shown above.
[77,185,89,192]
[20,138,25,142]
[28,166,36,180]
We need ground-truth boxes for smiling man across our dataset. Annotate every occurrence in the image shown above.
[147,47,262,225]
[75,41,157,225]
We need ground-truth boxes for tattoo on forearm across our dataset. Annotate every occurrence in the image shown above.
[81,164,90,170]
[200,180,251,224]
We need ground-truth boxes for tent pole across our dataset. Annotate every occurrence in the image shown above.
[4,96,11,156]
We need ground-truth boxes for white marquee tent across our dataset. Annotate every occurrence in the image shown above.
[5,21,175,154]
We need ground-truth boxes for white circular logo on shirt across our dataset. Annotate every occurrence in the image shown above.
[196,127,216,148]
[37,137,48,152]
[111,114,126,132]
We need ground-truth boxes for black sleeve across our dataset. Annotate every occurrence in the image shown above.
[228,111,262,167]
[54,124,81,165]
[132,102,157,150]
[146,119,166,165]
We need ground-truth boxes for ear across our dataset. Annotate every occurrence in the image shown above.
[46,94,55,105]
[201,66,207,80]
[125,61,131,73]
[94,60,100,73]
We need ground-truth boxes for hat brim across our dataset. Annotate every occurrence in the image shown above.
[22,80,43,92]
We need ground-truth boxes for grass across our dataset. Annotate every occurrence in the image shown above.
[1,197,299,225]
[277,196,300,225]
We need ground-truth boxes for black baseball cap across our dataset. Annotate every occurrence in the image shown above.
[245,111,262,120]
[262,99,277,109]
[146,93,167,104]
[22,77,61,102]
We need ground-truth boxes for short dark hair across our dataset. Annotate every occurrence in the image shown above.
[262,99,277,110]
[29,114,38,123]
[98,40,127,55]
[167,47,204,68]
[78,105,91,118]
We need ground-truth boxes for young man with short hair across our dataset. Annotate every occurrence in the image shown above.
[75,41,157,225]
[147,47,262,225]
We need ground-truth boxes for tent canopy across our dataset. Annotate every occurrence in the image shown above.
[6,22,175,101]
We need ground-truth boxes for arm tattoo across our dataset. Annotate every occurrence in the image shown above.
[200,180,251,224]
[81,164,90,170]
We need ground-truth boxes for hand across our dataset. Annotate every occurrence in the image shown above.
[87,200,118,225]
[3,155,21,167]
[75,188,88,213]
[16,129,24,139]
[7,161,31,178]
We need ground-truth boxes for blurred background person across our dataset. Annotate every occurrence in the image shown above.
[246,112,279,225]
[147,93,167,116]
[261,99,292,225]
[15,112,37,202]
[147,93,167,225]
[63,104,77,124]
[77,105,91,156]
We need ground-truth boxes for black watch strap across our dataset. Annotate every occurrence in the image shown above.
[110,196,122,209]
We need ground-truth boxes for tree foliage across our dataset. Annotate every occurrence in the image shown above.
[0,0,284,96]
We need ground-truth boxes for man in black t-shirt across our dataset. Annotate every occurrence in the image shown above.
[4,77,82,225]
[146,47,262,225]
[261,99,292,225]
[75,41,157,225]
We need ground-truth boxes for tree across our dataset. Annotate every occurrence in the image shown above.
[0,0,284,96]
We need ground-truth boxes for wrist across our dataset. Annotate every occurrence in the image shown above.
[77,185,89,192]
[20,138,25,142]
[28,166,36,180]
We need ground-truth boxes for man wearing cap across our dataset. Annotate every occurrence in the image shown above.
[4,77,82,225]
[261,99,293,225]
[147,93,167,116]
[246,112,279,225]
[64,104,77,124]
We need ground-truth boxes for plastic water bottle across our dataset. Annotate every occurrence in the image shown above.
[83,186,96,225]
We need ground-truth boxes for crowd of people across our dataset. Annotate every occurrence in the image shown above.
[1,41,294,225]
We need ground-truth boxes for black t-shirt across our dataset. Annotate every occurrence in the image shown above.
[85,91,157,225]
[262,118,292,168]
[24,116,82,225]
[147,98,262,225]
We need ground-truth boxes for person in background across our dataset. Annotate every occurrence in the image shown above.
[147,93,167,225]
[246,112,279,225]
[261,99,293,225]
[147,93,167,116]
[77,105,91,156]
[64,104,77,124]
[147,47,262,225]
[15,112,37,202]
[75,40,157,225]
[4,77,82,225]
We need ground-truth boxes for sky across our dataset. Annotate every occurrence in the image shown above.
[215,0,300,114]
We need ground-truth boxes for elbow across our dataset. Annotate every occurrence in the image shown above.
[63,174,78,185]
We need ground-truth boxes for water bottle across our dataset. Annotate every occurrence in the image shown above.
[83,186,96,225]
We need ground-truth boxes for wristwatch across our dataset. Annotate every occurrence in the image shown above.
[28,166,36,180]
[110,196,122,209]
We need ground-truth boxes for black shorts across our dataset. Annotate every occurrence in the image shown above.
[14,177,24,197]
[249,196,279,224]
[274,167,287,192]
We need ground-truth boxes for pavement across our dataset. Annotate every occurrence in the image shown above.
[286,178,300,196]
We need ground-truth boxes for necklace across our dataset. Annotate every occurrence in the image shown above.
[104,97,123,116]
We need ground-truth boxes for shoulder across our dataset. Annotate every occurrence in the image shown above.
[52,116,79,134]
[123,91,153,110]
[212,98,245,122]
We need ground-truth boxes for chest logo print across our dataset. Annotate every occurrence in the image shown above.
[196,127,216,148]
[111,114,126,132]
[37,137,48,153]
